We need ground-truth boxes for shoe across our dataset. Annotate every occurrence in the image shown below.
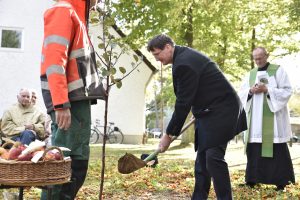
[246,182,256,188]
[238,182,256,188]
[275,185,285,191]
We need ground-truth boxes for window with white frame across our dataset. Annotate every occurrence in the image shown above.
[0,27,23,50]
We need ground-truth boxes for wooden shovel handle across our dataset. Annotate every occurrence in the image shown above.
[143,118,195,162]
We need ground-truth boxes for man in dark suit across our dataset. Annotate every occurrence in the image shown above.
[147,34,247,200]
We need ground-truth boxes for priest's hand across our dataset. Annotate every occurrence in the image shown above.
[250,84,268,94]
[256,83,268,93]
[158,134,172,153]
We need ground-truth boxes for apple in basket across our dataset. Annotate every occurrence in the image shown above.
[44,150,62,161]
[17,152,34,161]
[54,152,62,160]
[8,148,22,160]
[8,142,26,160]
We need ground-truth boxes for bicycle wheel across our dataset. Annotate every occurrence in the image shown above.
[90,129,99,144]
[108,130,124,144]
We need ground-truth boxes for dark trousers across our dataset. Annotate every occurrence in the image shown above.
[12,130,36,145]
[41,101,91,200]
[192,144,232,200]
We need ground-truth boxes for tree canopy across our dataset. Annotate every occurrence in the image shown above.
[111,0,300,127]
[114,0,300,80]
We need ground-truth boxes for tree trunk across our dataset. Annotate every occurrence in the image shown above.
[250,28,256,69]
[160,63,164,133]
[181,113,194,145]
[154,90,159,128]
[180,3,194,145]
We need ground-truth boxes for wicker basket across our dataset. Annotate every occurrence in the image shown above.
[0,146,71,186]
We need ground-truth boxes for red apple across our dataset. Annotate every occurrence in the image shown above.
[8,147,22,160]
[44,151,56,161]
[17,153,33,161]
[54,152,62,160]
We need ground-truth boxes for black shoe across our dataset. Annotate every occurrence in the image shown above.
[246,182,256,188]
[275,185,285,191]
[238,182,256,188]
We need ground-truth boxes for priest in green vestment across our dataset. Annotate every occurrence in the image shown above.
[239,47,295,191]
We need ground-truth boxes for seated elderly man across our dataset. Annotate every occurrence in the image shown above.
[1,88,45,145]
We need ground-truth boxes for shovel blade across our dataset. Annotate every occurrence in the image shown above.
[118,153,147,174]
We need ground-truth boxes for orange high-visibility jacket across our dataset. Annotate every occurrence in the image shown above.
[41,0,105,113]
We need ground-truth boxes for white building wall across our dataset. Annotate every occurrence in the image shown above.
[0,0,53,114]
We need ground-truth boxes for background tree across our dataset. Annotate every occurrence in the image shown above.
[288,0,300,31]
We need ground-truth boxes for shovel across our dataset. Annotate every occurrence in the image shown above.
[118,118,195,174]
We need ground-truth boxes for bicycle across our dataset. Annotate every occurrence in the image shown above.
[90,119,124,144]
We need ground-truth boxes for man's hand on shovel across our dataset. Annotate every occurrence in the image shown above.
[158,134,173,153]
[146,134,172,167]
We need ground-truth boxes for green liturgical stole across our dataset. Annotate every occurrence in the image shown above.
[247,64,279,158]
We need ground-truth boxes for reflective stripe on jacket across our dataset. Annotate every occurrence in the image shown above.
[41,0,105,113]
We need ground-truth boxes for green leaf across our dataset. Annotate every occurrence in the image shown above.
[102,53,109,63]
[119,67,126,74]
[133,54,139,62]
[98,43,105,49]
[110,67,117,75]
[116,81,122,88]
[101,68,110,76]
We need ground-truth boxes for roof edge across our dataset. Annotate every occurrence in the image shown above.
[111,24,158,73]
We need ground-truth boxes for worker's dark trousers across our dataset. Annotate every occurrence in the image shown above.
[41,159,88,200]
[191,144,232,200]
[41,101,91,200]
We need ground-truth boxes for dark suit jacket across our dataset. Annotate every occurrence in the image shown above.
[166,46,247,152]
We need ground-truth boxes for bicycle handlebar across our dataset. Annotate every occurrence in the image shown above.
[94,119,115,127]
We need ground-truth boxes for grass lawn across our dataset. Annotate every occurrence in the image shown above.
[2,139,300,199]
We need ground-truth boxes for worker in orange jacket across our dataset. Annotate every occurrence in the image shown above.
[40,0,104,199]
